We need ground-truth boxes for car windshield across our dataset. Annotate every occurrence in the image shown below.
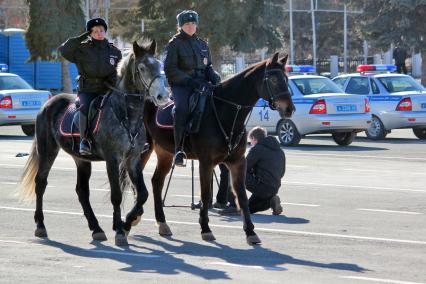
[0,75,33,90]
[377,76,425,93]
[292,78,343,95]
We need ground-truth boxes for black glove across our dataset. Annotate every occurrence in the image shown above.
[187,78,212,90]
[206,65,221,85]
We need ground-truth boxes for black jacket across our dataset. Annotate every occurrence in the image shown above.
[393,47,407,64]
[58,32,122,93]
[246,136,286,189]
[164,31,219,86]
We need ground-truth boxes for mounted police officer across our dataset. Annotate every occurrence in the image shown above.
[164,10,221,167]
[58,17,122,155]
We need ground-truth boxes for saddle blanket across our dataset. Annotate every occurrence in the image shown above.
[59,103,102,137]
[155,101,175,129]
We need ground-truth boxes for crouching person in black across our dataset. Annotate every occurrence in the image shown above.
[245,126,284,215]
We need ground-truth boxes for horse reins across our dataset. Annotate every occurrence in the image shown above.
[210,66,289,155]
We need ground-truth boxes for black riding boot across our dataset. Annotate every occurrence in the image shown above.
[173,120,186,167]
[79,112,91,155]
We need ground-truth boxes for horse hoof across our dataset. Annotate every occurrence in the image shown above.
[158,222,173,236]
[34,228,48,238]
[92,232,107,241]
[201,232,216,241]
[115,234,128,246]
[246,234,262,245]
[131,216,141,227]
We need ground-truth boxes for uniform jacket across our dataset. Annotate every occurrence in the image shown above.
[164,30,215,86]
[246,136,286,189]
[59,33,122,93]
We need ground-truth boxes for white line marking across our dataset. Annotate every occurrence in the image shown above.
[0,239,27,244]
[282,202,320,207]
[2,205,426,246]
[340,276,425,284]
[172,194,200,198]
[286,152,426,161]
[208,261,286,271]
[286,181,426,193]
[356,208,422,215]
[1,182,17,185]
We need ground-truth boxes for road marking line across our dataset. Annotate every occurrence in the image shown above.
[356,208,422,215]
[1,205,426,246]
[0,239,27,244]
[172,194,200,198]
[208,261,286,271]
[286,181,426,193]
[282,202,320,207]
[286,152,426,161]
[1,182,17,185]
[340,276,425,284]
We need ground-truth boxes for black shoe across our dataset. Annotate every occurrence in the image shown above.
[174,151,186,167]
[219,205,241,216]
[194,201,212,209]
[213,202,228,209]
[270,195,283,215]
[79,139,91,155]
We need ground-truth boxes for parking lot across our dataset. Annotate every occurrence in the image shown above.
[0,125,425,283]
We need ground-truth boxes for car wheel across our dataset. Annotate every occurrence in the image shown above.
[366,116,387,140]
[332,131,357,146]
[413,128,426,139]
[21,124,35,136]
[277,119,301,146]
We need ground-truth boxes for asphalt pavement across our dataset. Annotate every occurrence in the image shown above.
[0,125,425,284]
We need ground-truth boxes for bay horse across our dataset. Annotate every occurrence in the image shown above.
[141,52,294,245]
[18,41,169,246]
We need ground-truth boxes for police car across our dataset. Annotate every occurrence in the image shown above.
[333,64,426,140]
[246,65,372,146]
[0,68,51,136]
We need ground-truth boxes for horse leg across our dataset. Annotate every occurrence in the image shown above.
[198,162,215,241]
[122,156,149,234]
[73,159,106,241]
[105,158,127,246]
[228,159,261,245]
[33,126,59,238]
[151,147,173,236]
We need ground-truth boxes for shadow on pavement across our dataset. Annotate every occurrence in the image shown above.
[0,134,33,141]
[38,234,369,280]
[215,213,310,225]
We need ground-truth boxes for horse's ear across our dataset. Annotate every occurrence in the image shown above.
[280,54,288,66]
[133,41,144,58]
[271,52,279,64]
[148,39,157,55]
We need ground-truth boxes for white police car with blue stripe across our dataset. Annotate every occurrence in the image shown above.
[246,65,372,146]
[333,64,426,140]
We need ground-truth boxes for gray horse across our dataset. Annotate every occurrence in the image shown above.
[18,40,169,246]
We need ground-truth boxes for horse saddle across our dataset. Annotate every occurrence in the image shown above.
[155,89,209,134]
[59,96,106,137]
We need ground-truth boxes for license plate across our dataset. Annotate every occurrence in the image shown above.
[421,103,426,109]
[21,100,42,107]
[336,105,357,112]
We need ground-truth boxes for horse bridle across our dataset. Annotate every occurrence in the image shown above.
[133,56,163,97]
[262,67,290,110]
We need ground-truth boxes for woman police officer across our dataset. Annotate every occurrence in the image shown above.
[59,18,122,155]
[164,10,221,166]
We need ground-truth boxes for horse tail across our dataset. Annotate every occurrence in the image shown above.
[17,140,39,202]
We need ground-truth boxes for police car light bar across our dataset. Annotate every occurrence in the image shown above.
[357,64,396,73]
[286,65,316,73]
[0,63,8,73]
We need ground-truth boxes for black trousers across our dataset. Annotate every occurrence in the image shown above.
[246,174,278,214]
[396,63,407,74]
[216,164,235,205]
[78,92,102,115]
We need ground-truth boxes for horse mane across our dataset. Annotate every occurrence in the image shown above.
[117,52,133,78]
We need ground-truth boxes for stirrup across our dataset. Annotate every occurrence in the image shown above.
[173,150,187,167]
[79,139,92,155]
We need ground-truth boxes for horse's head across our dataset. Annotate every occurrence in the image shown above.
[260,52,295,117]
[131,40,169,106]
